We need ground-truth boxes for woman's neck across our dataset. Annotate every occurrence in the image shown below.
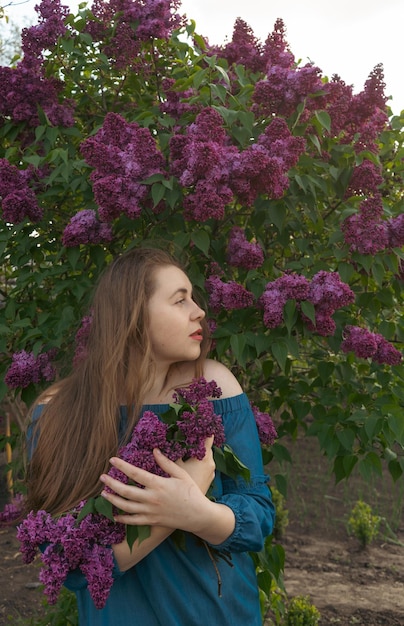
[142,361,196,404]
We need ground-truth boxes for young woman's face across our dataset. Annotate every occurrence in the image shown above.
[147,265,206,366]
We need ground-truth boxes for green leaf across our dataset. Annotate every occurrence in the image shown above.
[136,524,152,545]
[151,182,166,207]
[300,300,316,325]
[76,498,97,522]
[191,230,210,256]
[271,341,288,372]
[94,496,115,521]
[213,445,250,482]
[126,525,139,552]
[314,110,331,133]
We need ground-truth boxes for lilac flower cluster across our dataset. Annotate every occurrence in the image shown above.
[341,325,402,366]
[250,404,277,446]
[5,349,57,389]
[0,159,42,223]
[85,0,183,68]
[205,275,254,314]
[341,194,388,255]
[387,214,404,249]
[81,112,167,221]
[229,118,305,206]
[259,273,310,328]
[227,227,264,270]
[259,270,355,336]
[0,59,75,129]
[208,18,268,74]
[253,62,324,119]
[21,0,69,59]
[17,505,126,608]
[92,0,182,41]
[208,18,293,79]
[170,108,305,220]
[62,209,113,247]
[159,78,199,120]
[303,270,356,336]
[17,378,227,608]
[173,378,223,404]
[325,65,388,153]
[345,160,384,197]
[170,108,237,221]
[108,379,225,490]
[0,0,75,129]
[0,493,24,525]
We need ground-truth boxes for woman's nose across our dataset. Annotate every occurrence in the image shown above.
[191,301,205,320]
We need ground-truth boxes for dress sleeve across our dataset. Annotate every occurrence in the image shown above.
[209,393,275,553]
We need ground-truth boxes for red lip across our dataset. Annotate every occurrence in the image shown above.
[190,329,203,341]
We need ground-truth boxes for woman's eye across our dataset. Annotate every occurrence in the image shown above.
[176,298,185,304]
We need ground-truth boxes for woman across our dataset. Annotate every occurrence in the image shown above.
[26,247,275,625]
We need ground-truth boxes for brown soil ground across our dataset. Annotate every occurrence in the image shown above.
[1,436,404,625]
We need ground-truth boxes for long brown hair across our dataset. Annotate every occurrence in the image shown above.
[26,247,210,515]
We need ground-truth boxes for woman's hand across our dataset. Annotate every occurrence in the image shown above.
[99,438,215,532]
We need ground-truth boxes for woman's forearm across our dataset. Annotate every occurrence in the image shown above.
[113,525,173,572]
[191,500,235,545]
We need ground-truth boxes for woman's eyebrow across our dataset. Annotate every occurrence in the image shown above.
[170,287,190,298]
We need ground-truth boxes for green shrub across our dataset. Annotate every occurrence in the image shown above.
[285,595,321,626]
[347,499,381,548]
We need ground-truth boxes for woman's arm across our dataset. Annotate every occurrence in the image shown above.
[100,437,236,571]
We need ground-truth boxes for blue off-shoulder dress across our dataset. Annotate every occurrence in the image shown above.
[32,393,275,626]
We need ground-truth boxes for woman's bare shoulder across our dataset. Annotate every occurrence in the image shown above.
[203,359,243,398]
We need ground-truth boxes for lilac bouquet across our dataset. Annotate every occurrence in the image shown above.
[17,378,251,609]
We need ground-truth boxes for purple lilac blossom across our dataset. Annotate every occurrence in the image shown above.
[253,62,324,119]
[0,160,43,223]
[227,227,264,270]
[81,112,167,222]
[85,0,183,69]
[341,325,402,365]
[21,0,69,59]
[325,64,388,153]
[345,160,384,197]
[159,78,199,119]
[229,119,305,206]
[5,349,57,389]
[259,273,310,328]
[341,195,389,254]
[387,214,404,248]
[174,378,222,404]
[109,379,224,485]
[81,544,115,609]
[17,504,126,609]
[250,404,277,446]
[62,209,113,247]
[304,271,355,337]
[170,108,237,222]
[205,275,254,313]
[260,271,353,336]
[0,493,25,525]
[207,18,268,74]
[0,57,75,129]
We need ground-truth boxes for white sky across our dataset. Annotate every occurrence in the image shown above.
[2,0,403,114]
